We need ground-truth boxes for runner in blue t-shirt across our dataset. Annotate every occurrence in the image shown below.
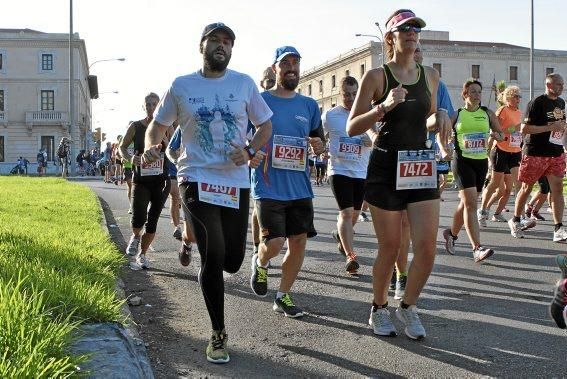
[249,46,325,318]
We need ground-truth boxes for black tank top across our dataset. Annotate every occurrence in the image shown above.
[132,120,168,183]
[375,63,431,151]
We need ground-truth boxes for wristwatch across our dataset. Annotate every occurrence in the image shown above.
[244,145,256,159]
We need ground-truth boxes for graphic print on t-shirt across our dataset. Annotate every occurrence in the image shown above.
[193,94,238,160]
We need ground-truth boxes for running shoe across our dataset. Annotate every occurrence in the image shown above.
[396,305,426,340]
[206,329,230,364]
[389,268,397,291]
[557,254,567,278]
[531,210,545,221]
[331,230,346,256]
[491,213,507,222]
[473,246,494,263]
[394,275,407,300]
[126,235,140,256]
[127,207,133,214]
[173,227,182,241]
[442,228,457,255]
[553,226,567,243]
[136,253,149,269]
[368,308,398,336]
[520,216,536,231]
[250,253,268,297]
[508,219,525,238]
[178,242,192,267]
[273,293,304,318]
[525,204,533,219]
[477,209,488,227]
[345,252,360,272]
[358,212,370,222]
[549,278,567,329]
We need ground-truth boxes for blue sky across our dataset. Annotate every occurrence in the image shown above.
[4,0,566,140]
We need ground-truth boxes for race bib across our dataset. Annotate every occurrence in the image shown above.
[337,137,362,161]
[198,182,240,209]
[272,135,307,171]
[462,133,487,154]
[396,150,437,190]
[549,130,564,145]
[140,153,164,176]
[509,132,522,148]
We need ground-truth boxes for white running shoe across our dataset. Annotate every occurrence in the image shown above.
[442,228,457,255]
[520,216,536,231]
[492,213,507,222]
[473,246,494,263]
[508,219,524,238]
[396,305,426,340]
[369,308,398,336]
[126,235,140,256]
[553,226,567,242]
[477,209,488,227]
[136,253,149,269]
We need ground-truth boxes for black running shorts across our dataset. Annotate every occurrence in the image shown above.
[329,175,366,211]
[255,198,317,242]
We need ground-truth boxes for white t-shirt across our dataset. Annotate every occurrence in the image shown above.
[154,69,273,188]
[322,106,370,179]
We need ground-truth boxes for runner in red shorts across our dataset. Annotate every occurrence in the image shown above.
[508,73,567,241]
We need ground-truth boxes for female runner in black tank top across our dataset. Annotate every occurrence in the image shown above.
[347,9,451,340]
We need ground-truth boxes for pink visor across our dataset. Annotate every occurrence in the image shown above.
[386,11,426,32]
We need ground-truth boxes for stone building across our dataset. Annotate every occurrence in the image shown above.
[0,29,96,174]
[299,31,567,113]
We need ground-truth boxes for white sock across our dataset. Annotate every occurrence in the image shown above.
[276,291,286,299]
[256,257,269,269]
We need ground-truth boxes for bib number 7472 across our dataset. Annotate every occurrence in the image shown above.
[396,150,437,190]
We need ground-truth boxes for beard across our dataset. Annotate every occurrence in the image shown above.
[204,48,231,72]
[280,73,299,91]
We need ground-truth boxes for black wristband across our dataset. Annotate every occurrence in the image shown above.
[244,145,256,159]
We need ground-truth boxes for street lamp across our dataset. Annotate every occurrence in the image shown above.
[355,34,384,65]
[88,57,126,71]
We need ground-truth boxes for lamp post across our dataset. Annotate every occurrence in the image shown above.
[355,33,384,66]
[529,0,534,99]
[88,58,126,71]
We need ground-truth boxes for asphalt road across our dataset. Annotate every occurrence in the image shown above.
[82,179,567,378]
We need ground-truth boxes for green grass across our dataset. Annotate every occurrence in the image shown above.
[0,177,126,377]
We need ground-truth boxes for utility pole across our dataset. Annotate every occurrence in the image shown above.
[530,0,534,99]
[69,0,75,175]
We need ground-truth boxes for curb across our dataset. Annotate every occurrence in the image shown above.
[68,192,154,378]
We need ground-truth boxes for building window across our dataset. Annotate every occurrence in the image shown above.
[41,136,55,161]
[0,90,4,111]
[546,67,555,75]
[319,106,323,115]
[319,80,323,93]
[471,65,480,79]
[433,63,442,77]
[360,64,365,76]
[345,69,350,77]
[0,54,3,70]
[0,136,4,162]
[308,84,312,96]
[331,103,336,108]
[298,88,302,95]
[41,90,54,111]
[509,66,518,81]
[332,75,336,88]
[41,54,53,71]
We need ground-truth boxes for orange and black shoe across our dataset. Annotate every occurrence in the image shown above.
[345,252,360,272]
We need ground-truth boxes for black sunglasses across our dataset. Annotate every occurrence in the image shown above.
[392,24,421,33]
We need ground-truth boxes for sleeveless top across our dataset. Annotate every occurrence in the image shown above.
[374,63,431,151]
[453,107,490,160]
[132,120,168,183]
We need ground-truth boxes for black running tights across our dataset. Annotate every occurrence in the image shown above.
[179,181,249,331]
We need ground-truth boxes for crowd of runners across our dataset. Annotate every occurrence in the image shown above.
[103,9,567,364]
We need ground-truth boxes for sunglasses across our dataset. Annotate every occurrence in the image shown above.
[391,24,421,33]
[513,95,522,98]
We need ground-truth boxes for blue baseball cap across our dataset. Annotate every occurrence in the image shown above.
[273,46,301,64]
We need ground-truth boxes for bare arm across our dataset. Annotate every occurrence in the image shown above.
[249,120,272,152]
[119,123,137,164]
[522,121,565,135]
[142,120,170,163]
[347,68,386,137]
[487,109,504,141]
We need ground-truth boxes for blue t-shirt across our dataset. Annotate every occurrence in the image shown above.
[251,92,321,201]
[167,126,182,177]
[437,80,455,118]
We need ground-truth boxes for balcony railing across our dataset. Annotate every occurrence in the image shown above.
[25,111,69,124]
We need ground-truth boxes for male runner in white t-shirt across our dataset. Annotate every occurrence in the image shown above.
[323,76,372,274]
[142,22,272,364]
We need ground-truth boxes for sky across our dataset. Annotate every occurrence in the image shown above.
[3,0,566,141]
